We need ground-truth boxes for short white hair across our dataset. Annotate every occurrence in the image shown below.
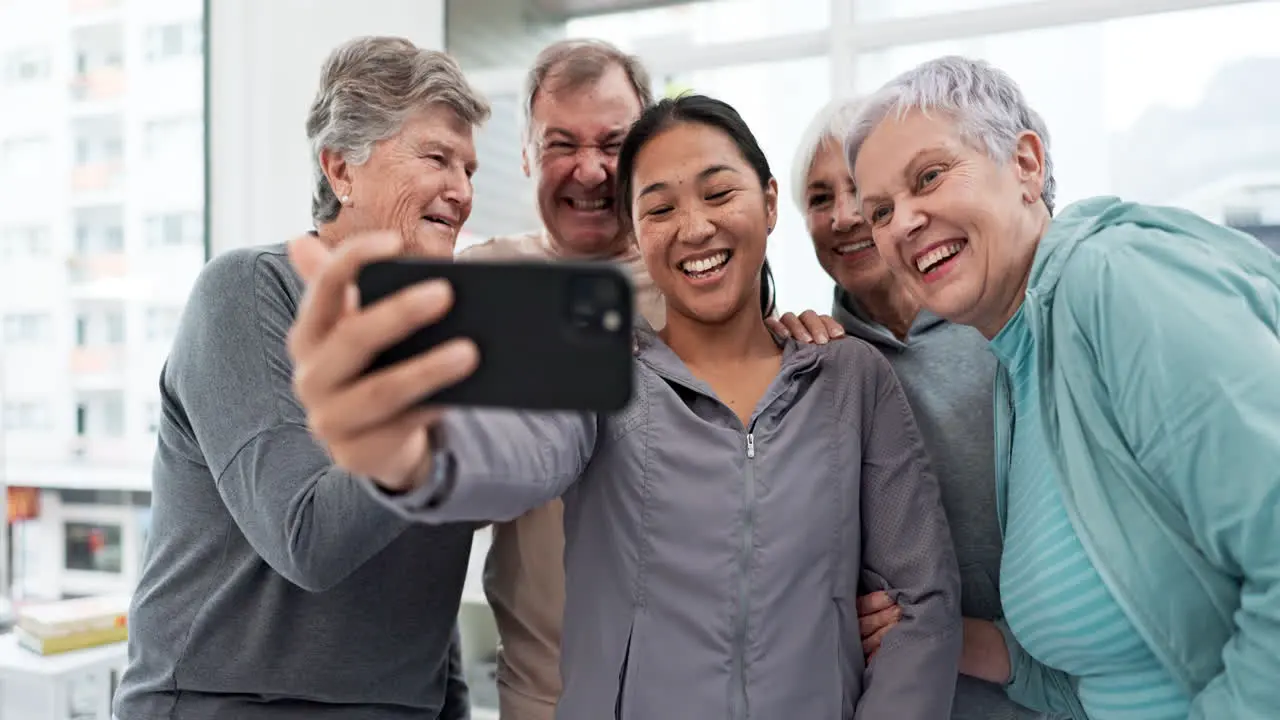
[844,56,1056,214]
[789,97,865,211]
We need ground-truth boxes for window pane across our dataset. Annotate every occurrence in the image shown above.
[447,0,828,71]
[854,0,1042,22]
[854,0,1280,249]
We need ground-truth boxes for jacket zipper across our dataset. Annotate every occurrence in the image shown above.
[729,430,756,720]
[640,357,820,719]
[992,369,1015,538]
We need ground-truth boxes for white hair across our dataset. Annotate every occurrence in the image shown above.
[305,36,491,224]
[844,56,1057,213]
[789,97,865,211]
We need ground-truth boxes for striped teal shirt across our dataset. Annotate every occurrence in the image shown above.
[992,313,1190,720]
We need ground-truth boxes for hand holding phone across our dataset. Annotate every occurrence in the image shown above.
[287,231,478,492]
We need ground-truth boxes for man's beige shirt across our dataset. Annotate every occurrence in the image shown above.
[458,230,664,720]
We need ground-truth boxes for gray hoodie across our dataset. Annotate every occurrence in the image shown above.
[832,289,1046,720]
[370,326,962,720]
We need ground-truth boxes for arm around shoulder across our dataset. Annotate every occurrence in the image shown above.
[851,347,962,719]
[1058,235,1280,717]
[170,249,414,592]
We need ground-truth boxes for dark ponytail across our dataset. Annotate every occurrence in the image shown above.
[760,258,776,318]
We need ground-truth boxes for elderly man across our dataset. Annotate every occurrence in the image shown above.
[460,40,657,720]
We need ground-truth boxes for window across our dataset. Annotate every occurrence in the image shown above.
[853,3,1280,217]
[73,308,125,345]
[1,136,49,175]
[75,134,124,165]
[566,0,829,50]
[0,225,52,258]
[2,312,51,343]
[852,0,1044,22]
[3,400,51,431]
[3,48,50,84]
[144,306,181,342]
[75,393,126,438]
[145,211,202,247]
[143,116,201,161]
[75,222,125,254]
[144,400,161,433]
[105,310,124,343]
[446,0,828,71]
[144,21,202,62]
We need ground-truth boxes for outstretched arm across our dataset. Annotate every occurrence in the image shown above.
[364,407,598,523]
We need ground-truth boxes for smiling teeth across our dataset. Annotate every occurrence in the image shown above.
[916,242,965,273]
[681,251,729,275]
[835,239,874,255]
[569,198,608,210]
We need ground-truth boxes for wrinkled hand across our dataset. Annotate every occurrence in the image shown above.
[766,309,845,344]
[285,231,479,492]
[857,590,902,659]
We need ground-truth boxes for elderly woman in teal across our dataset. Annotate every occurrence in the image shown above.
[844,56,1280,719]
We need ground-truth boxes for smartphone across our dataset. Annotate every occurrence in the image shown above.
[356,258,635,412]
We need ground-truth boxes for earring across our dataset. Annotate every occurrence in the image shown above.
[340,194,351,205]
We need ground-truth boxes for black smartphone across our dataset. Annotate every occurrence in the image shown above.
[356,258,635,412]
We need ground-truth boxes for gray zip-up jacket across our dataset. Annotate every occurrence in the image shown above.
[372,327,962,719]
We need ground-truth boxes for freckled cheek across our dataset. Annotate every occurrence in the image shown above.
[636,225,674,272]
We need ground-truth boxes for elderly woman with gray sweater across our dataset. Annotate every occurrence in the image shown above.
[785,98,1044,720]
[113,37,488,720]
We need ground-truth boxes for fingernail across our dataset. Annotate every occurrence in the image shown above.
[801,333,813,343]
[816,333,829,344]
[831,327,845,337]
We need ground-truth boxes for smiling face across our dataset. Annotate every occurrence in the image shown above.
[324,105,477,258]
[630,121,777,326]
[525,64,644,257]
[852,108,1048,336]
[803,140,895,299]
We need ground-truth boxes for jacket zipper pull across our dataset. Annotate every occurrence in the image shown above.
[746,433,755,459]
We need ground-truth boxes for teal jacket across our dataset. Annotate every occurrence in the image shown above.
[990,196,1280,719]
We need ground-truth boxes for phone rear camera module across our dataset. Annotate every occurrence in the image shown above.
[567,273,625,336]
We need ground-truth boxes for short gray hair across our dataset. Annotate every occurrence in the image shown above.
[844,56,1056,214]
[520,38,653,146]
[306,36,491,224]
[789,97,865,211]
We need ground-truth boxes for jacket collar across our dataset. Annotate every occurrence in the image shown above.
[831,286,946,350]
[632,317,822,396]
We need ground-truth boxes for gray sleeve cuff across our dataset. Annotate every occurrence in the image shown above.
[358,449,457,518]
